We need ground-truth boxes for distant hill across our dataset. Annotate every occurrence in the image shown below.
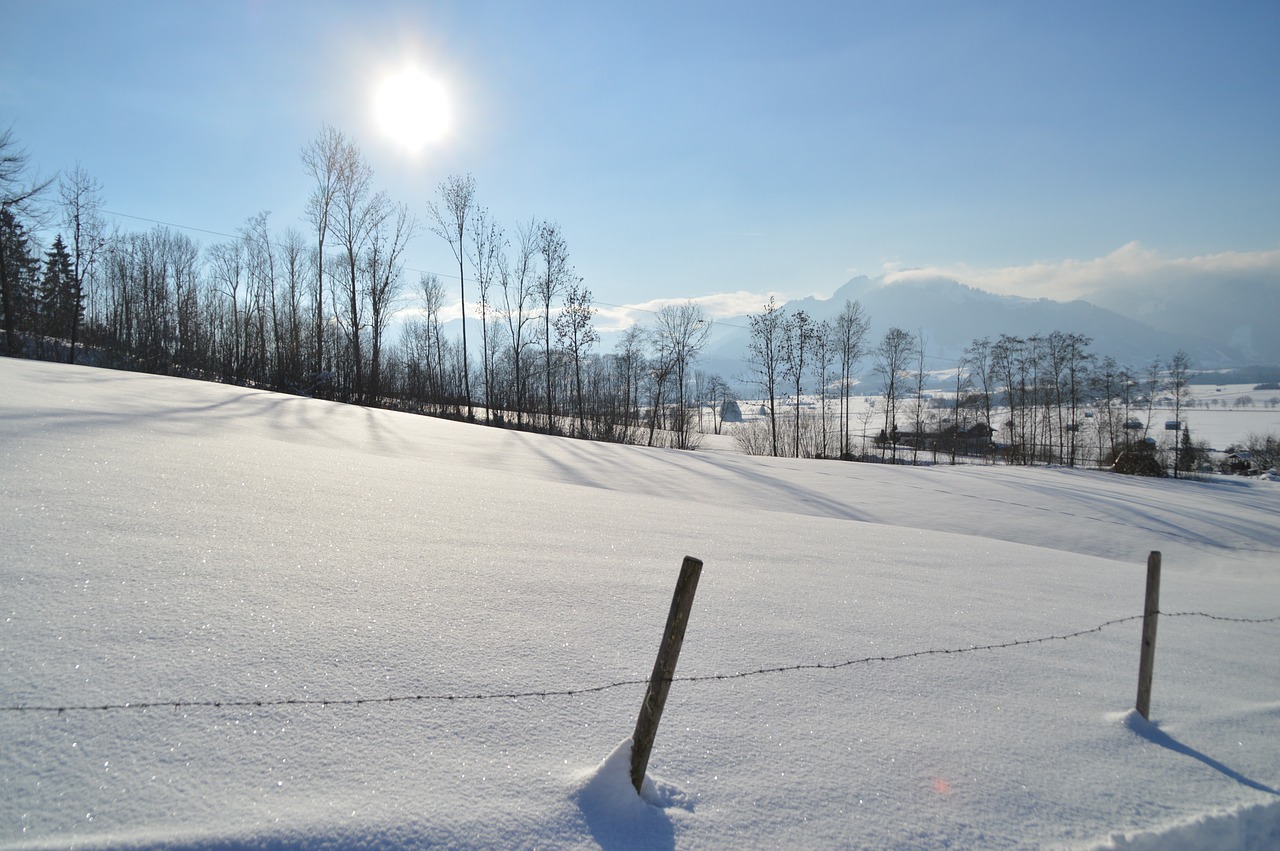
[694,274,1267,390]
[1086,275,1280,364]
[453,271,1273,393]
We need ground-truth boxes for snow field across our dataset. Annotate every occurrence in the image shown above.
[1,359,1278,849]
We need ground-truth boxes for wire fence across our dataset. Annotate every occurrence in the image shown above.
[3,610,1276,715]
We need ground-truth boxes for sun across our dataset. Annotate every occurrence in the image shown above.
[374,68,451,151]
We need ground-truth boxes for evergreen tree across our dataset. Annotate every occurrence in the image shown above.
[0,208,42,349]
[40,234,76,342]
[1178,425,1197,473]
[1,127,55,355]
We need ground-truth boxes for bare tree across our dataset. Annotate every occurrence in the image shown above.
[535,221,574,429]
[990,335,1023,461]
[1059,332,1093,467]
[301,125,345,376]
[964,337,996,442]
[781,309,814,458]
[501,219,539,426]
[949,357,973,465]
[277,228,309,384]
[207,239,246,378]
[704,373,735,435]
[418,272,448,403]
[812,319,835,456]
[654,301,712,448]
[1167,349,1192,477]
[241,212,280,381]
[57,165,106,364]
[468,207,504,421]
[167,229,202,372]
[329,138,388,401]
[614,325,647,430]
[874,327,916,463]
[428,174,477,417]
[644,344,675,447]
[555,282,599,435]
[1142,357,1163,442]
[834,299,870,458]
[908,331,929,465]
[746,297,786,457]
[365,202,416,400]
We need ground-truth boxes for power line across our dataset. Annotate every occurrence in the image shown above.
[101,209,240,240]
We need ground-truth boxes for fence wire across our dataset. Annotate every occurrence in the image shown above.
[2,611,1277,715]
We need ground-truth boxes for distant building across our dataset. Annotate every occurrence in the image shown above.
[1220,452,1258,475]
[896,422,995,456]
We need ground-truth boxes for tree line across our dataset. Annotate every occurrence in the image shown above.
[0,125,731,448]
[738,296,1203,476]
[0,124,1231,474]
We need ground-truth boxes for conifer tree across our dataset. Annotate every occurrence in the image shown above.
[1,208,42,351]
[40,234,76,343]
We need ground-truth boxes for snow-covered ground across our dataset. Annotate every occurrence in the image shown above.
[2,358,1278,850]
[727,381,1280,462]
[1179,384,1280,451]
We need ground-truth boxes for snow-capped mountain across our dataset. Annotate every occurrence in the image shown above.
[696,274,1266,385]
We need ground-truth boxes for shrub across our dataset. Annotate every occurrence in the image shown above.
[1112,445,1165,477]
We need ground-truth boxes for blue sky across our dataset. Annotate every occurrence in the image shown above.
[2,1,1277,326]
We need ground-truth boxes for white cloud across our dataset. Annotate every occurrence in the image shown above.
[881,243,1280,302]
[593,290,785,332]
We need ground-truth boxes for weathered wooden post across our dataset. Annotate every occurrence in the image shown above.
[630,555,703,794]
[1135,551,1162,719]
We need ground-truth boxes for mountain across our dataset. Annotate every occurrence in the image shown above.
[699,274,1263,388]
[445,271,1272,392]
[1087,275,1280,365]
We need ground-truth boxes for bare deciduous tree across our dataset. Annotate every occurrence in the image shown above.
[746,297,786,457]
[1167,349,1192,477]
[781,309,814,458]
[653,301,712,448]
[874,327,916,463]
[834,299,870,458]
[277,228,309,384]
[614,325,647,430]
[58,164,106,364]
[418,272,448,403]
[301,125,345,377]
[468,206,504,421]
[535,221,574,429]
[365,202,416,400]
[428,174,476,417]
[501,219,539,426]
[328,138,388,401]
[555,282,599,436]
[812,319,835,456]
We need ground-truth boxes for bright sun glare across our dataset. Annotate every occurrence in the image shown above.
[374,68,450,151]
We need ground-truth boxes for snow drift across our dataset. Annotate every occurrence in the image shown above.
[2,359,1278,849]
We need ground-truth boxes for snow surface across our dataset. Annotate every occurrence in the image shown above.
[2,358,1278,849]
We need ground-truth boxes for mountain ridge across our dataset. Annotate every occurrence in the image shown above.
[692,273,1264,385]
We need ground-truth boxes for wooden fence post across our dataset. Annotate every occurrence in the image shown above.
[630,555,703,794]
[1135,551,1162,719]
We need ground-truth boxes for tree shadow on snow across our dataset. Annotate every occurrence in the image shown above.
[1123,709,1279,796]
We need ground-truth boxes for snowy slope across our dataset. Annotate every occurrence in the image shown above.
[2,359,1278,849]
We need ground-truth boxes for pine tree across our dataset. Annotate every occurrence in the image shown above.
[0,208,42,350]
[40,234,76,343]
[1178,425,1197,474]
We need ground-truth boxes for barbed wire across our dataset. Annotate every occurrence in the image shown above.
[1160,611,1280,623]
[3,611,1275,715]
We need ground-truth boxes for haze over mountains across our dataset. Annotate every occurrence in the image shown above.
[693,271,1278,386]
